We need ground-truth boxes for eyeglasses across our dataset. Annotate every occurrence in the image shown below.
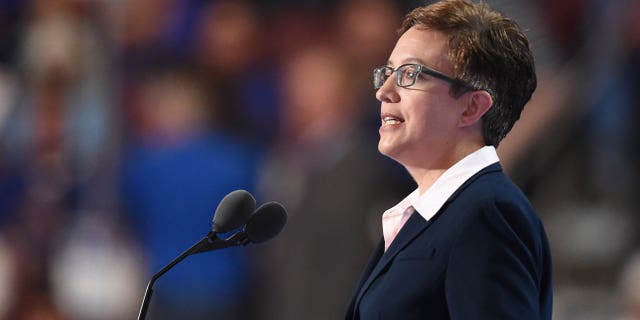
[373,63,477,91]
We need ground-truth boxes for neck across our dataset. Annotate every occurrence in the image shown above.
[408,167,447,195]
[406,141,485,195]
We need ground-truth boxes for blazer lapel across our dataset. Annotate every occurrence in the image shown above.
[352,211,430,314]
[354,240,385,295]
[345,240,384,319]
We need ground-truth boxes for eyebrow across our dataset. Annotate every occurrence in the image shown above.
[387,59,443,73]
[387,58,422,66]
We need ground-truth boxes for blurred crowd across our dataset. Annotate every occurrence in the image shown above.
[0,0,638,319]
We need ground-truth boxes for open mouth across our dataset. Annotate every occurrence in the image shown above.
[381,114,404,126]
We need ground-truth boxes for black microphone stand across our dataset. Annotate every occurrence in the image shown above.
[137,232,249,320]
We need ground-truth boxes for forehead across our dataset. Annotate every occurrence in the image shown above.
[388,27,451,72]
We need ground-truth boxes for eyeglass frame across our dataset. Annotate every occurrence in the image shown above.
[373,63,479,92]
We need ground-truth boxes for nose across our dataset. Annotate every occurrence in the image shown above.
[375,75,400,103]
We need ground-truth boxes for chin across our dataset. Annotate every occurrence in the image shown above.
[377,141,391,156]
[378,143,401,162]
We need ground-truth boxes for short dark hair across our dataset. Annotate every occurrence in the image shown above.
[400,0,536,146]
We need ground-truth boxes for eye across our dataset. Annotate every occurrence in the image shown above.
[398,64,420,87]
[405,65,419,78]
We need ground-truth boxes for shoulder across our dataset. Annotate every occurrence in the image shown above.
[468,166,541,227]
[444,164,547,251]
[452,163,537,219]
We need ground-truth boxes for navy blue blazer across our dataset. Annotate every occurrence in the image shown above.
[345,163,552,319]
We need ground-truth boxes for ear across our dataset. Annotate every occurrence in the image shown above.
[458,90,493,128]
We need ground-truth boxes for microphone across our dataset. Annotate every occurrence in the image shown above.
[137,189,259,320]
[244,201,288,243]
[211,189,255,233]
[194,201,288,253]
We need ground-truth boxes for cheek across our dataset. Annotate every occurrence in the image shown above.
[410,101,458,136]
[408,100,444,126]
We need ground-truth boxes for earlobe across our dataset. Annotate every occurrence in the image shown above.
[459,91,493,127]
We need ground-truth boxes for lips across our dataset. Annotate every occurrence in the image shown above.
[381,113,404,126]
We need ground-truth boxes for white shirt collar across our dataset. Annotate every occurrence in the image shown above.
[386,146,499,222]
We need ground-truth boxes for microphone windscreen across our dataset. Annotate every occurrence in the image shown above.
[244,202,287,243]
[212,190,256,233]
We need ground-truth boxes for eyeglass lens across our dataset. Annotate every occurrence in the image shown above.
[374,65,420,89]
